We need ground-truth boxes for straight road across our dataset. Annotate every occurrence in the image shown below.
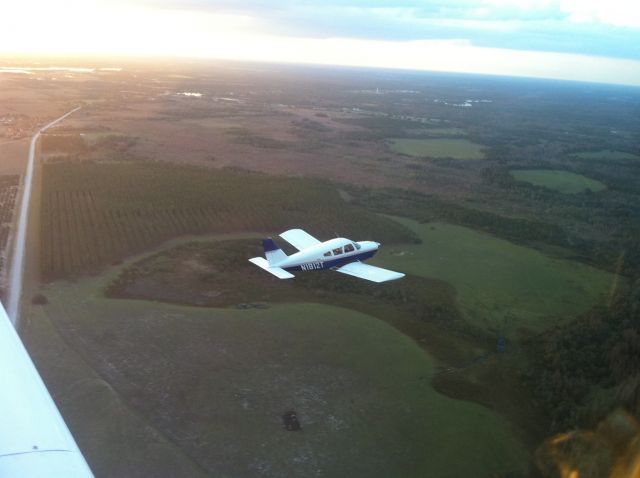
[6,107,81,324]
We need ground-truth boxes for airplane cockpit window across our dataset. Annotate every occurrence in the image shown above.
[323,251,332,257]
[332,247,343,255]
[354,243,361,250]
[344,243,354,253]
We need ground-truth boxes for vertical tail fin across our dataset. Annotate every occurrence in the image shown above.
[263,238,287,266]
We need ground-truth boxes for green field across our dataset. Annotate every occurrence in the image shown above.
[387,138,485,159]
[510,169,606,194]
[570,150,640,161]
[27,266,527,478]
[412,128,467,137]
[372,217,618,333]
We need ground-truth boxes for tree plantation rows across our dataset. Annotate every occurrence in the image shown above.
[40,162,417,279]
[0,175,18,275]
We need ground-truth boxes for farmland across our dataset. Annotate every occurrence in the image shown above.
[387,138,485,159]
[509,169,607,194]
[371,217,618,334]
[3,59,638,477]
[39,161,417,279]
[0,175,18,277]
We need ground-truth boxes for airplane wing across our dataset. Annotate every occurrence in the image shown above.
[279,229,321,251]
[0,302,94,477]
[335,262,405,283]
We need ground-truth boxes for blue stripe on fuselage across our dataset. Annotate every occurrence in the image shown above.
[284,249,376,272]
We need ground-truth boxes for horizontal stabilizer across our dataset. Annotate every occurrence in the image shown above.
[335,261,404,283]
[249,257,294,279]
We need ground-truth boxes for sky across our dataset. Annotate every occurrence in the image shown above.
[1,0,640,85]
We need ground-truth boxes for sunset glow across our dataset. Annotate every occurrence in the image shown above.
[1,0,640,85]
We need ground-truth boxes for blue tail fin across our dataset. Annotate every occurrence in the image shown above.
[262,238,287,266]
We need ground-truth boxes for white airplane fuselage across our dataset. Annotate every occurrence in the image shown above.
[249,228,404,283]
[275,238,379,272]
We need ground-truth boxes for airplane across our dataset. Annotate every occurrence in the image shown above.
[249,229,405,283]
[0,301,94,477]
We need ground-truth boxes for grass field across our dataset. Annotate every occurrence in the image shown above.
[412,128,467,137]
[387,138,485,159]
[40,161,417,279]
[510,169,606,194]
[570,150,640,161]
[28,267,528,478]
[371,217,618,334]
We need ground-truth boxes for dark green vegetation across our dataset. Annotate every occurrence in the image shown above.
[387,138,485,159]
[510,169,606,194]
[348,182,640,279]
[226,127,289,149]
[40,161,416,279]
[527,280,640,433]
[571,150,640,161]
[348,187,571,255]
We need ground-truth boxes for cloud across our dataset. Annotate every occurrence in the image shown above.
[116,0,640,60]
[4,0,640,86]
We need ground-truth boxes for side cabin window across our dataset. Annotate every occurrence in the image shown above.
[323,251,332,257]
[354,243,361,250]
[344,243,354,253]
[332,247,343,255]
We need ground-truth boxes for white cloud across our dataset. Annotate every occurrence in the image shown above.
[481,0,640,27]
[560,0,640,28]
[1,0,639,86]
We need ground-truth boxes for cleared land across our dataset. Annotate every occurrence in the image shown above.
[387,138,485,159]
[510,169,606,194]
[372,217,618,334]
[570,150,639,161]
[0,139,29,175]
[40,161,416,279]
[27,262,527,478]
[104,237,553,449]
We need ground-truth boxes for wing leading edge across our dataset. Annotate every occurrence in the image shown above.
[0,302,94,477]
[279,229,320,251]
[336,262,405,283]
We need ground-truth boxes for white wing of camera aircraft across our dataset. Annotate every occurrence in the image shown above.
[249,229,405,283]
[0,302,94,477]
